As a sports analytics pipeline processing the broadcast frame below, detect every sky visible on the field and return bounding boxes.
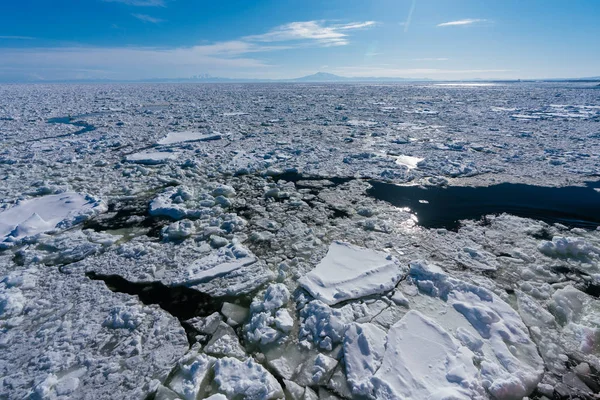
[0,0,599,81]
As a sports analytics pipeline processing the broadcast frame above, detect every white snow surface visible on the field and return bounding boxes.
[406,260,545,399]
[158,130,223,145]
[373,310,484,400]
[213,357,284,400]
[395,155,424,170]
[343,322,387,397]
[245,283,292,346]
[167,353,215,400]
[0,192,105,242]
[181,243,257,285]
[298,241,404,305]
[125,151,179,164]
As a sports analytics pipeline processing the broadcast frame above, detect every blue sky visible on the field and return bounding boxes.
[1,0,599,81]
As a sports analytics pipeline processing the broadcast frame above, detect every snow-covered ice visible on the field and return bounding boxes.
[0,192,106,243]
[213,357,284,400]
[395,155,424,170]
[125,151,179,164]
[298,241,404,305]
[373,310,485,399]
[0,268,188,399]
[158,130,223,145]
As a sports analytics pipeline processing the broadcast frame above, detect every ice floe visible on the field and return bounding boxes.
[298,241,404,305]
[0,192,106,244]
[395,155,424,170]
[126,151,179,165]
[158,130,223,145]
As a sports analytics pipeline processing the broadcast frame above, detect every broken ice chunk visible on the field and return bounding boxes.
[245,283,292,346]
[158,130,223,145]
[455,247,499,271]
[0,192,106,242]
[179,244,257,286]
[213,357,284,400]
[185,312,222,335]
[168,353,215,400]
[125,151,178,165]
[343,322,387,397]
[395,155,424,170]
[221,302,249,326]
[204,323,246,359]
[298,241,404,305]
[274,309,294,333]
[407,260,545,399]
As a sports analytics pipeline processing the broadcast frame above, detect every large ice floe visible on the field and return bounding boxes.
[298,241,404,305]
[0,192,106,245]
[125,151,179,165]
[336,259,545,400]
[1,82,600,399]
[158,130,224,145]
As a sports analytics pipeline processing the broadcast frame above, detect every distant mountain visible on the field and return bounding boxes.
[291,72,349,82]
[144,72,428,83]
[290,72,429,82]
[2,72,430,84]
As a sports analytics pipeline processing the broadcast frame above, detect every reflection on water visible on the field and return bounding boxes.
[368,181,600,230]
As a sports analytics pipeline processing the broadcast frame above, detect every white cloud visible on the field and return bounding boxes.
[413,58,449,61]
[0,36,35,40]
[331,66,511,78]
[245,20,377,47]
[132,13,164,23]
[103,0,166,6]
[437,19,487,27]
[0,19,377,80]
[0,44,273,80]
[403,0,416,33]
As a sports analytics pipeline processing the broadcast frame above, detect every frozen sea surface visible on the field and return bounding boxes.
[1,82,599,399]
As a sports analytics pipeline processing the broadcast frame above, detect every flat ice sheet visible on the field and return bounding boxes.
[125,151,178,164]
[395,155,424,170]
[372,310,482,399]
[158,130,222,145]
[179,244,258,286]
[0,192,105,241]
[298,241,403,305]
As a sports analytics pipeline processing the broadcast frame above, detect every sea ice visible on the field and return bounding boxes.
[213,357,284,400]
[158,130,223,145]
[407,260,545,399]
[0,268,188,399]
[167,352,215,400]
[181,243,258,286]
[372,310,484,399]
[0,192,106,243]
[245,283,292,346]
[395,155,424,170]
[298,241,404,305]
[2,82,599,398]
[343,322,387,397]
[125,151,179,164]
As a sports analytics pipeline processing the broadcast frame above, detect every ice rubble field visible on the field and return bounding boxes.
[0,82,599,400]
